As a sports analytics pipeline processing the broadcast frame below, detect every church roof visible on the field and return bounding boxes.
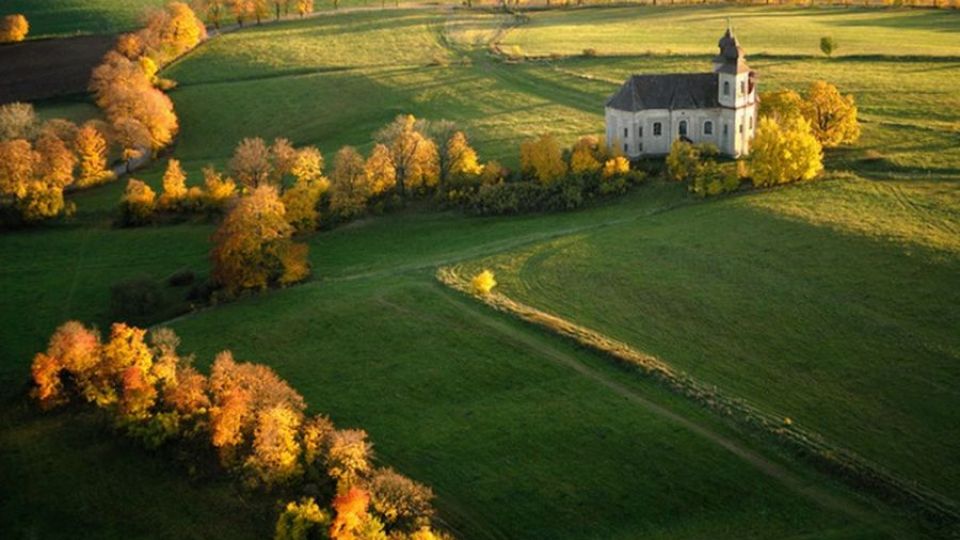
[605,73,719,111]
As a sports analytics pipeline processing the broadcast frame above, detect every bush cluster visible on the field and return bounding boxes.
[30,321,448,540]
[666,141,740,198]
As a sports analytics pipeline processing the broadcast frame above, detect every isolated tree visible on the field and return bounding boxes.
[330,146,372,218]
[159,159,189,209]
[75,123,113,187]
[364,144,397,196]
[759,89,805,124]
[374,115,440,196]
[211,185,310,292]
[803,80,861,148]
[751,116,823,187]
[520,134,567,184]
[120,178,157,225]
[820,36,837,57]
[569,136,603,175]
[231,137,273,188]
[0,14,29,43]
[0,102,39,141]
[471,270,496,295]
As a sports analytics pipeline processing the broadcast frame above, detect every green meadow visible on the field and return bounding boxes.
[2,4,959,539]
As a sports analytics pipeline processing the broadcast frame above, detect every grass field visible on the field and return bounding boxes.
[2,4,959,539]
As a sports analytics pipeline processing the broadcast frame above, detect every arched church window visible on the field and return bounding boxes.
[723,81,730,96]
[679,120,688,137]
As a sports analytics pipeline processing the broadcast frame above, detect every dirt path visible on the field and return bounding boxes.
[430,283,908,537]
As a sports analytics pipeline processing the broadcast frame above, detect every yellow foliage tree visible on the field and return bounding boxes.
[326,429,373,489]
[520,134,567,184]
[296,0,315,17]
[750,116,824,187]
[120,178,157,225]
[601,156,630,179]
[0,139,38,200]
[75,123,113,187]
[803,80,861,148]
[35,133,77,189]
[759,89,805,124]
[364,144,397,197]
[159,159,189,210]
[0,14,29,43]
[291,146,325,185]
[246,404,304,486]
[445,131,483,179]
[569,136,603,175]
[374,115,440,196]
[665,140,700,182]
[330,146,372,218]
[202,166,238,207]
[275,498,330,540]
[211,185,310,292]
[471,270,496,295]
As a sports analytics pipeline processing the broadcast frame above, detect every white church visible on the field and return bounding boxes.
[605,26,759,158]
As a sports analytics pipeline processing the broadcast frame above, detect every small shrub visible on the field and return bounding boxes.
[110,277,163,320]
[582,48,597,58]
[820,36,837,57]
[167,269,196,287]
[471,270,496,295]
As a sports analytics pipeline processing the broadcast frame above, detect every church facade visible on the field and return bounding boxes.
[604,28,759,158]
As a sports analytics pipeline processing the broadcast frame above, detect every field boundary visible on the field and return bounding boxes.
[436,265,960,534]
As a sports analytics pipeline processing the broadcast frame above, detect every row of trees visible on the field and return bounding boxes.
[191,0,316,28]
[30,321,447,540]
[0,103,113,223]
[0,14,28,43]
[91,2,207,161]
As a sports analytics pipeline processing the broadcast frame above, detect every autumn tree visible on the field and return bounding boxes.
[0,102,39,141]
[329,146,372,218]
[283,178,325,233]
[116,32,145,58]
[0,139,38,200]
[520,134,567,184]
[246,404,304,486]
[230,137,273,188]
[568,136,603,175]
[471,269,496,295]
[0,14,29,43]
[140,2,207,64]
[803,81,860,148]
[750,116,823,187]
[194,0,228,28]
[330,487,386,540]
[75,123,114,187]
[40,119,80,149]
[119,178,157,225]
[211,185,310,292]
[374,115,440,196]
[275,498,330,540]
[296,0,315,17]
[445,131,482,181]
[326,429,373,489]
[665,140,700,182]
[197,166,236,208]
[602,156,630,179]
[159,159,189,210]
[363,144,397,197]
[29,321,103,408]
[759,89,805,124]
[291,146,324,185]
[368,468,436,533]
[112,117,154,162]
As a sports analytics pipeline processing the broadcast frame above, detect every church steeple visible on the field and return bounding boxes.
[713,24,749,74]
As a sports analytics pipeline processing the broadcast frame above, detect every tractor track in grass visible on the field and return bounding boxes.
[427,281,906,537]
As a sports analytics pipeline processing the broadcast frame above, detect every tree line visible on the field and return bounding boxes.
[0,2,206,226]
[30,321,449,540]
[666,79,859,197]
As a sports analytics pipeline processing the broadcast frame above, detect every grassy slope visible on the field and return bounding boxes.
[1,6,957,539]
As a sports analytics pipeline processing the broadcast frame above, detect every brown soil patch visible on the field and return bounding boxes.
[0,35,114,104]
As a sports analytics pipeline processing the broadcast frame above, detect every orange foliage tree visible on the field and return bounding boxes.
[211,185,310,292]
[0,14,29,43]
[374,115,440,196]
[75,123,114,187]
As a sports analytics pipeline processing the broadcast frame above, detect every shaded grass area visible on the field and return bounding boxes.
[460,176,960,503]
